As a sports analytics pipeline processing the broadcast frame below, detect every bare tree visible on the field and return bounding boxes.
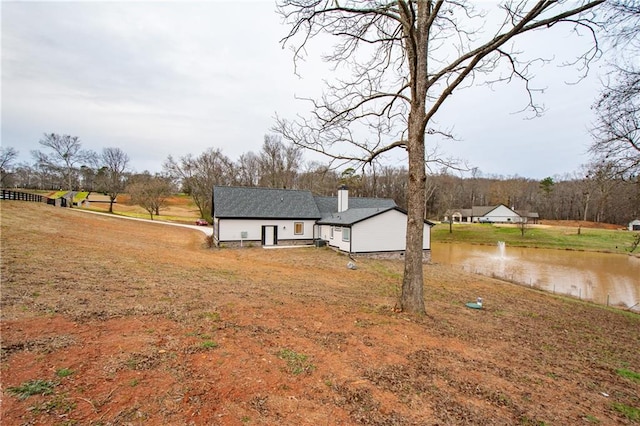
[97,147,130,213]
[518,216,529,237]
[11,163,37,189]
[32,133,96,192]
[79,165,96,192]
[0,147,19,187]
[163,148,233,220]
[275,0,603,314]
[375,165,409,209]
[590,67,639,177]
[258,134,303,189]
[126,173,173,220]
[631,232,640,253]
[295,161,340,194]
[606,0,640,45]
[438,170,465,233]
[235,152,261,186]
[590,1,639,178]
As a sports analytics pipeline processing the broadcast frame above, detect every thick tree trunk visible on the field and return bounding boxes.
[400,1,428,315]
[401,127,427,314]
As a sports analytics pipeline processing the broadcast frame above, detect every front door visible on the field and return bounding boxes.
[261,225,277,246]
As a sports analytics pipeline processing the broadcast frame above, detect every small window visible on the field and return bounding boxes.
[330,226,334,239]
[342,227,350,242]
[294,222,303,235]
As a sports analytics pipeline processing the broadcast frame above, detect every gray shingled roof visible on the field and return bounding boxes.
[317,207,397,226]
[314,196,396,214]
[213,186,321,219]
[471,205,499,216]
[214,186,437,227]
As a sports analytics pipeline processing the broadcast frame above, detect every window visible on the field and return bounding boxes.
[330,227,334,239]
[342,227,350,242]
[294,222,303,235]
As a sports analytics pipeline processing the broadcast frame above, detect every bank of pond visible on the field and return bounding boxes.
[431,241,640,313]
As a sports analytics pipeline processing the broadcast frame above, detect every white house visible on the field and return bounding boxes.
[212,185,434,257]
[474,204,523,223]
[629,219,640,231]
[444,204,526,224]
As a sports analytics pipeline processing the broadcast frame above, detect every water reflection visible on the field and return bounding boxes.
[431,242,640,311]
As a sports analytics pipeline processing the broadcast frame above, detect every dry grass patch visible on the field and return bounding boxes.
[1,201,639,425]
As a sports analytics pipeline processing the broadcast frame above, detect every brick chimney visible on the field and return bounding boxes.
[338,185,349,212]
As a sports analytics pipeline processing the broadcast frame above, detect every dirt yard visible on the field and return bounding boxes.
[1,201,639,425]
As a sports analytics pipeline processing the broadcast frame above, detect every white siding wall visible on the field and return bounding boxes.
[323,225,351,251]
[318,224,332,241]
[216,211,433,252]
[351,210,405,252]
[423,219,431,250]
[322,210,431,253]
[217,218,317,242]
[475,205,522,223]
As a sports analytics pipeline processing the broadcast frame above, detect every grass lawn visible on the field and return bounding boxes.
[432,222,637,254]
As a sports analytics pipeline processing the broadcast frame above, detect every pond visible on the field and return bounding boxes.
[431,242,640,312]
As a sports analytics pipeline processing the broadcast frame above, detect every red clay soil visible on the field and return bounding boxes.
[1,201,639,425]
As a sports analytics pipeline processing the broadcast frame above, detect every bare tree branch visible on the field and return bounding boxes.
[590,1,639,179]
[275,0,604,314]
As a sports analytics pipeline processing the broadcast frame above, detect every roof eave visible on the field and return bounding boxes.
[215,215,322,220]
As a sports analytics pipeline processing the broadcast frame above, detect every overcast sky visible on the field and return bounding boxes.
[2,1,611,180]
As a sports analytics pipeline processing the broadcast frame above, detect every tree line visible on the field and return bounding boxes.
[1,133,638,225]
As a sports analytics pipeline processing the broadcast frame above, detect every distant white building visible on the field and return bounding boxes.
[629,219,640,231]
[444,204,530,224]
